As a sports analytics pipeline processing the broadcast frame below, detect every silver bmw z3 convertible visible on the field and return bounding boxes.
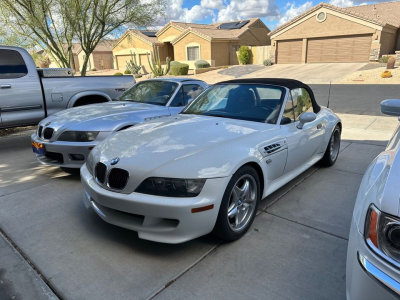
[346,99,400,300]
[81,78,342,244]
[31,78,207,170]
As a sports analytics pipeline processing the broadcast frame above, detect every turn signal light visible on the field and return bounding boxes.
[191,204,214,213]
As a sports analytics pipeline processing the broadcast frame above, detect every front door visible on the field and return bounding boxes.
[0,49,45,127]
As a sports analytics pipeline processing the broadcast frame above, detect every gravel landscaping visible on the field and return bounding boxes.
[338,66,400,84]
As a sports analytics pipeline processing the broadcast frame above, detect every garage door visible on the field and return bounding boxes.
[277,39,303,64]
[116,55,131,71]
[307,34,372,63]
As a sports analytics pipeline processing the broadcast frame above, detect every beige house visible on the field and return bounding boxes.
[112,30,166,71]
[269,1,400,64]
[48,43,80,71]
[77,40,114,71]
[113,19,270,70]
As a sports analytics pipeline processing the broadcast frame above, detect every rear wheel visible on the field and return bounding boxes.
[320,125,341,167]
[213,165,260,241]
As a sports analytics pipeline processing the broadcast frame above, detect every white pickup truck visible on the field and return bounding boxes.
[0,46,135,128]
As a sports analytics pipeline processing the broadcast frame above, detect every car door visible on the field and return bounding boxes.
[282,88,325,174]
[168,84,205,115]
[0,49,45,127]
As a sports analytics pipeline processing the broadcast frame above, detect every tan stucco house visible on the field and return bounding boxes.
[48,43,80,71]
[269,1,400,64]
[112,30,167,71]
[77,40,114,71]
[113,18,270,70]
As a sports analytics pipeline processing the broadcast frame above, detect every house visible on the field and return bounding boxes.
[76,40,114,71]
[112,30,166,71]
[269,1,400,64]
[48,43,80,71]
[113,18,270,70]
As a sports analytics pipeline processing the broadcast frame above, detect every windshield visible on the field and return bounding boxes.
[182,84,286,124]
[116,81,179,106]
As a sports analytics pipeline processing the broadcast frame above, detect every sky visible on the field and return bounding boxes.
[154,0,388,30]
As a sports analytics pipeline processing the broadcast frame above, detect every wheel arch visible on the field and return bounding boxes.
[67,91,112,108]
[239,161,265,198]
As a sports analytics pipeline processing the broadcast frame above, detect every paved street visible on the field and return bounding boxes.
[0,116,391,299]
[310,84,400,115]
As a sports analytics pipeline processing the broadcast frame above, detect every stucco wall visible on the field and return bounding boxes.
[380,30,397,55]
[275,12,375,40]
[113,34,153,56]
[173,32,212,68]
[238,31,262,46]
[158,27,183,42]
[211,41,230,66]
[247,27,271,45]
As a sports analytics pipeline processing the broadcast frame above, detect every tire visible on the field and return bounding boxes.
[320,124,341,167]
[213,165,260,241]
[60,167,80,175]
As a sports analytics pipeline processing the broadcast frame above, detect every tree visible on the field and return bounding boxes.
[1,0,166,75]
[60,0,166,76]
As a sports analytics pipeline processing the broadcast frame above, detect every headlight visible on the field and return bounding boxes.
[58,131,99,142]
[365,204,400,264]
[86,152,94,176]
[135,177,206,197]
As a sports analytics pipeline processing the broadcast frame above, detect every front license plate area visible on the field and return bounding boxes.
[32,141,45,155]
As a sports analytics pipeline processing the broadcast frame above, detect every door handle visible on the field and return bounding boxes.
[1,84,11,89]
[316,123,322,130]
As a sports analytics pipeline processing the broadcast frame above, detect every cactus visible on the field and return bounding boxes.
[147,47,170,77]
[126,51,141,75]
[381,71,392,78]
[387,56,396,69]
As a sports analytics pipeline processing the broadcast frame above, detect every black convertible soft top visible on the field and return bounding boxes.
[217,78,321,113]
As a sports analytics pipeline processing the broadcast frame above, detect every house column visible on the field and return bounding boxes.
[301,38,307,63]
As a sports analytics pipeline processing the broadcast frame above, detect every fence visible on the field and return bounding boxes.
[250,46,271,65]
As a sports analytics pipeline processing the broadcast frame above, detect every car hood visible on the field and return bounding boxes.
[91,114,276,193]
[40,101,170,132]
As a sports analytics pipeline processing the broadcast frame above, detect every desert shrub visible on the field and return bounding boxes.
[170,63,189,76]
[381,71,392,78]
[238,46,251,65]
[114,72,123,76]
[91,68,97,71]
[170,61,181,67]
[378,56,390,63]
[194,60,210,69]
[263,59,272,66]
[124,69,132,74]
[134,74,142,78]
[387,56,396,69]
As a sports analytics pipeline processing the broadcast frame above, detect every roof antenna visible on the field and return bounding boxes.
[327,81,332,108]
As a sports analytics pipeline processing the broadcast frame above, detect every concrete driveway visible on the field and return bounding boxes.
[0,112,394,300]
[241,63,366,83]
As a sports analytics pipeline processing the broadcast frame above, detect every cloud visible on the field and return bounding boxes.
[217,0,279,22]
[329,0,354,7]
[201,0,224,9]
[277,1,313,26]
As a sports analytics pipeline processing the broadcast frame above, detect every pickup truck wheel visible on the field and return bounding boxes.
[73,96,108,107]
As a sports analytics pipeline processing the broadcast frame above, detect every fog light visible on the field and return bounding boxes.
[70,154,85,161]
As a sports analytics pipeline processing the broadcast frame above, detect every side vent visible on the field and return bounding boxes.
[260,139,287,157]
[264,143,282,154]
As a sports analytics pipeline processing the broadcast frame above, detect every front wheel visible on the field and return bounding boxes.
[213,165,260,241]
[320,125,341,167]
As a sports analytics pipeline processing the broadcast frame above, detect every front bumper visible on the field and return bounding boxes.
[80,164,231,244]
[346,216,400,300]
[31,133,97,168]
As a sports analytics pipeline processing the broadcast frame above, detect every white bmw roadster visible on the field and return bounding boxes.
[81,78,342,244]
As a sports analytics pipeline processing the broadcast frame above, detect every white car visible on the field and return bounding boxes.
[346,99,400,299]
[81,79,342,244]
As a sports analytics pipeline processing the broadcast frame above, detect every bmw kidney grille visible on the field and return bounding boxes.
[95,163,129,190]
[43,127,54,139]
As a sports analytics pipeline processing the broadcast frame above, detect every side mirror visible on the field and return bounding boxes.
[381,99,400,116]
[297,112,317,129]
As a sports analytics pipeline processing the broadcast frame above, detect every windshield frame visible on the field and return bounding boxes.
[181,83,288,124]
[115,80,180,106]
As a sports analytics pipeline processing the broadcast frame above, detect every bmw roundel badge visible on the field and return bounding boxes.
[110,157,120,165]
[45,122,51,126]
